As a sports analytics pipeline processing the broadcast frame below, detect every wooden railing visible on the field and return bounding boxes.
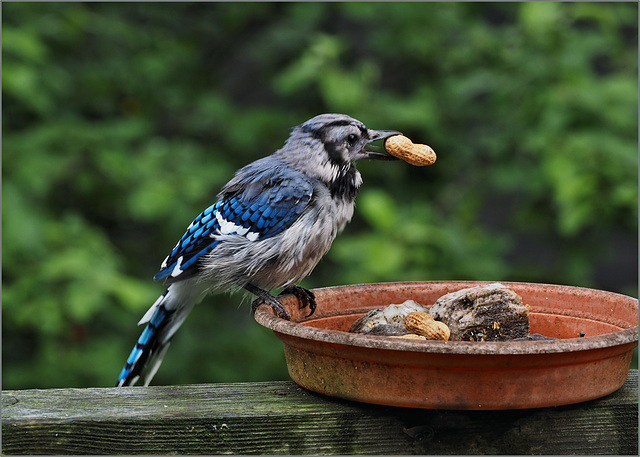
[2,370,637,455]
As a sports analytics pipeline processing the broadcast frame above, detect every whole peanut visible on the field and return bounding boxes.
[384,135,436,166]
[404,312,450,341]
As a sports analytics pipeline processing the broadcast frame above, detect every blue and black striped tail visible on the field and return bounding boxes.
[116,294,173,387]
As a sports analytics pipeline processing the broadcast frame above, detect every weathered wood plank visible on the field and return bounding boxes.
[2,370,637,455]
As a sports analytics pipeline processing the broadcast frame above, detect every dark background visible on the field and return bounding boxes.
[3,2,637,388]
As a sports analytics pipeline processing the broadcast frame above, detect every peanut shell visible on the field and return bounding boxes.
[384,135,436,166]
[404,312,450,341]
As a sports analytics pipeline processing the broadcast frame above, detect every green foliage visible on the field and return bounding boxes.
[3,2,637,389]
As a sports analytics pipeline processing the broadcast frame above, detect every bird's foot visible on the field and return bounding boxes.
[279,285,317,318]
[246,284,291,320]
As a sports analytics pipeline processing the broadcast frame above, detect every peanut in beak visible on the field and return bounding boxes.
[384,135,436,166]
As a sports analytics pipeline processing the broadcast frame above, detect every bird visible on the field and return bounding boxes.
[116,113,401,387]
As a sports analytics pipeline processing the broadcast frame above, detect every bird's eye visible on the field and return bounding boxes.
[347,133,358,144]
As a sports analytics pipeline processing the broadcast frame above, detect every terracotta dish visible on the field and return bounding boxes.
[254,281,638,410]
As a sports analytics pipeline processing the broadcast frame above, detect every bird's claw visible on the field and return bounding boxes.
[251,297,291,320]
[279,285,317,317]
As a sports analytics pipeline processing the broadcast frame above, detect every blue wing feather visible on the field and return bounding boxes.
[154,172,313,283]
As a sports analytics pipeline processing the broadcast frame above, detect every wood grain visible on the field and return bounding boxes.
[2,370,637,455]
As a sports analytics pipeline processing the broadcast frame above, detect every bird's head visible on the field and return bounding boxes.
[296,113,401,162]
[278,114,401,187]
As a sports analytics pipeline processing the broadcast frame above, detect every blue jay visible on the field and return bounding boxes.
[116,113,400,387]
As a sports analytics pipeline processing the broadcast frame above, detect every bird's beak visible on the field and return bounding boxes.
[363,129,403,161]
